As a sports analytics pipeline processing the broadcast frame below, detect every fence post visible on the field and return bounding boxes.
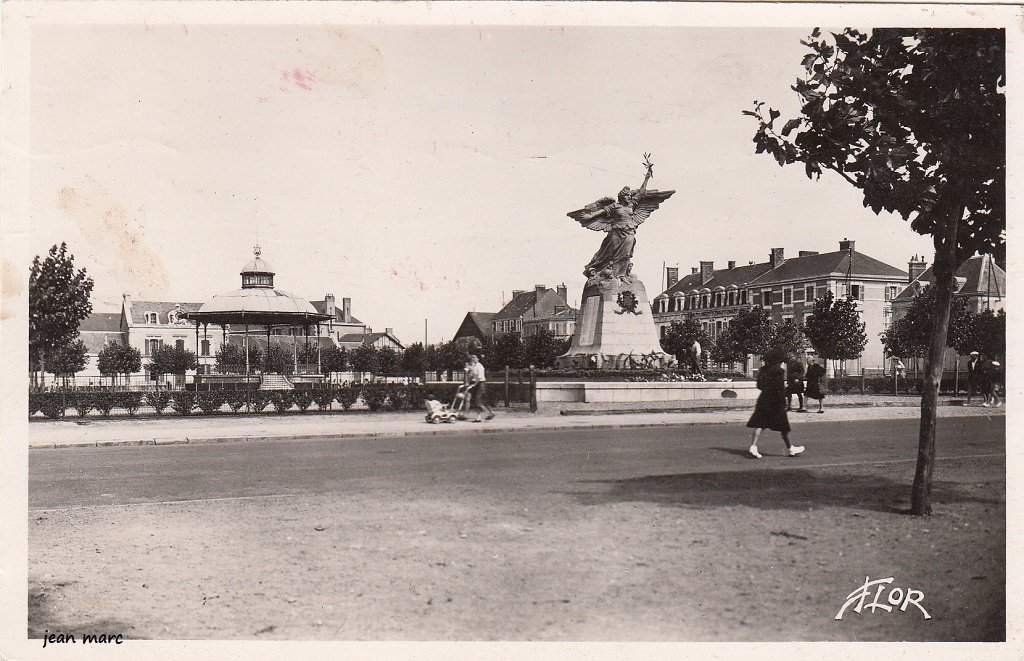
[504,366,510,408]
[529,366,537,412]
[861,371,866,395]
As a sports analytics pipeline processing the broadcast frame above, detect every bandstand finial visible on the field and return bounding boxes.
[254,244,262,258]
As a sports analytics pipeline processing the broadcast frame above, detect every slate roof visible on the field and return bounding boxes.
[225,335,335,350]
[661,262,774,296]
[310,300,364,326]
[894,255,1006,302]
[748,250,906,286]
[337,332,405,349]
[493,290,541,321]
[79,312,122,332]
[127,301,203,325]
[454,312,497,339]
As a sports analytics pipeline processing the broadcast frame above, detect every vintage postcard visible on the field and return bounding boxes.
[1,2,1018,659]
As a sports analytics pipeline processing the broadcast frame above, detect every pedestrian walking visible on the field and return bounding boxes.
[966,351,980,404]
[689,340,703,377]
[805,357,827,413]
[747,348,805,459]
[465,354,495,422]
[786,354,806,412]
[980,358,1002,408]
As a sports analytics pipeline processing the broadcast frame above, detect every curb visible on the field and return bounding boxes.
[28,405,1001,450]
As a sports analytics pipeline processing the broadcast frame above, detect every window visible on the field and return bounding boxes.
[145,312,158,324]
[805,285,815,302]
[783,288,792,305]
[201,339,210,357]
[741,290,748,305]
[175,339,185,351]
[146,338,161,356]
[845,283,865,301]
[885,285,900,301]
[762,289,773,306]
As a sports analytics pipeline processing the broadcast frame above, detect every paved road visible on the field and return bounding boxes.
[30,416,1004,510]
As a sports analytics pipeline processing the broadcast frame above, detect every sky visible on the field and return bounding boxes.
[28,22,941,345]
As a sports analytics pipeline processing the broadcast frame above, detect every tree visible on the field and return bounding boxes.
[263,345,292,374]
[149,345,198,376]
[215,343,262,374]
[29,243,95,385]
[491,333,526,369]
[320,345,350,374]
[660,318,712,362]
[377,346,400,374]
[748,29,1004,515]
[881,286,972,368]
[350,344,380,373]
[524,330,570,368]
[45,339,88,386]
[97,342,142,386]
[724,306,772,359]
[765,321,809,358]
[710,325,746,365]
[802,291,868,373]
[971,308,1005,360]
[400,342,427,373]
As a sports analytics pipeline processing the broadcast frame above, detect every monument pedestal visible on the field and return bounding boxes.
[557,275,674,369]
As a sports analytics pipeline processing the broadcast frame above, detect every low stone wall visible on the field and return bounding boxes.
[534,380,759,410]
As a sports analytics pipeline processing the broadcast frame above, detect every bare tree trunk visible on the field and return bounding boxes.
[911,206,962,515]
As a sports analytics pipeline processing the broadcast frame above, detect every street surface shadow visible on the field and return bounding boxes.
[572,468,1003,513]
[28,579,138,640]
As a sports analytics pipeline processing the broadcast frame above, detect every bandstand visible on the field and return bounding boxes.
[183,246,331,389]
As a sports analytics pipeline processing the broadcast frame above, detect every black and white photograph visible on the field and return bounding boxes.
[0,1,1016,659]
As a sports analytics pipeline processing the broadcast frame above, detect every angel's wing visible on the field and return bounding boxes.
[628,189,676,227]
[567,197,617,232]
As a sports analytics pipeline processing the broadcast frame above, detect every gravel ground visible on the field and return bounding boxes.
[28,454,1004,642]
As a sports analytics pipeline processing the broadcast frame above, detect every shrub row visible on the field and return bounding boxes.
[824,375,975,395]
[28,384,454,419]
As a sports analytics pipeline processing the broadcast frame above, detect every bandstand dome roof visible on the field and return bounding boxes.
[183,246,331,327]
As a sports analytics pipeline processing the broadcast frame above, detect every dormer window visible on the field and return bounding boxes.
[146,312,158,324]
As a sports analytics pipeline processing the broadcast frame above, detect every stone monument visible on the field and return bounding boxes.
[558,154,676,369]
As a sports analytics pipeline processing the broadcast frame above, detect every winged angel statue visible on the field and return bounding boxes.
[567,154,675,282]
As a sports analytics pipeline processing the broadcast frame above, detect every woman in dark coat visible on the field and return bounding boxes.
[805,357,827,413]
[747,349,805,459]
[786,355,807,412]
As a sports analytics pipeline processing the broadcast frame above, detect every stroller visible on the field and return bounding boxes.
[424,393,459,424]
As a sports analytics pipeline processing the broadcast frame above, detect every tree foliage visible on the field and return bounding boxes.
[880,285,972,357]
[350,344,380,373]
[45,339,88,379]
[660,318,712,361]
[765,321,809,358]
[802,290,867,361]
[491,333,527,369]
[970,308,1005,360]
[524,330,570,368]
[320,345,349,373]
[149,345,198,376]
[29,243,95,369]
[215,343,263,373]
[401,342,427,372]
[748,28,1004,262]
[97,342,142,380]
[376,346,400,374]
[722,306,772,358]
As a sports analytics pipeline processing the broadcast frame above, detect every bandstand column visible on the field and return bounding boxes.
[292,326,298,374]
[244,324,250,377]
[194,322,200,375]
[316,323,322,374]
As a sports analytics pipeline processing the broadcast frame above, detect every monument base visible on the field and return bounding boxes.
[557,275,674,369]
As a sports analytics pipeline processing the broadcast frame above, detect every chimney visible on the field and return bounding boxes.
[908,255,928,283]
[700,261,714,285]
[385,327,393,336]
[324,293,335,318]
[798,251,819,258]
[342,297,352,323]
[691,267,699,275]
[535,284,547,297]
[770,248,785,269]
[839,238,856,253]
[556,283,568,302]
[512,289,525,297]
[666,267,679,288]
[727,261,736,270]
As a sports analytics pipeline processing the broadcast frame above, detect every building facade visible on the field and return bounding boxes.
[653,240,908,371]
[490,284,575,340]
